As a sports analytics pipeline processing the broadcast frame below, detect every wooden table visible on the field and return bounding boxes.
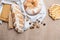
[0,0,60,40]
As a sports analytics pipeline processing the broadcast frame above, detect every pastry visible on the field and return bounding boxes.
[0,4,11,22]
[24,0,41,16]
[48,4,60,20]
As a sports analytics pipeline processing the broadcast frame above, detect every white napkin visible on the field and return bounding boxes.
[0,3,3,24]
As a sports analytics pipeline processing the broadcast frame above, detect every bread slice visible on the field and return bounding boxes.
[48,4,60,20]
[0,4,11,22]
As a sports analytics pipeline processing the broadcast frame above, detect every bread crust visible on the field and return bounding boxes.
[24,0,41,16]
[48,4,60,20]
[0,4,11,22]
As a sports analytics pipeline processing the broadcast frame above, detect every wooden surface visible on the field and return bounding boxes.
[0,0,60,40]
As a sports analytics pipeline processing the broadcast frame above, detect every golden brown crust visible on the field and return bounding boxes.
[0,4,11,22]
[24,0,38,9]
[48,4,60,20]
[0,17,8,22]
[8,12,13,29]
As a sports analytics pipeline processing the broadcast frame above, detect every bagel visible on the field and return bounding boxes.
[24,0,41,15]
